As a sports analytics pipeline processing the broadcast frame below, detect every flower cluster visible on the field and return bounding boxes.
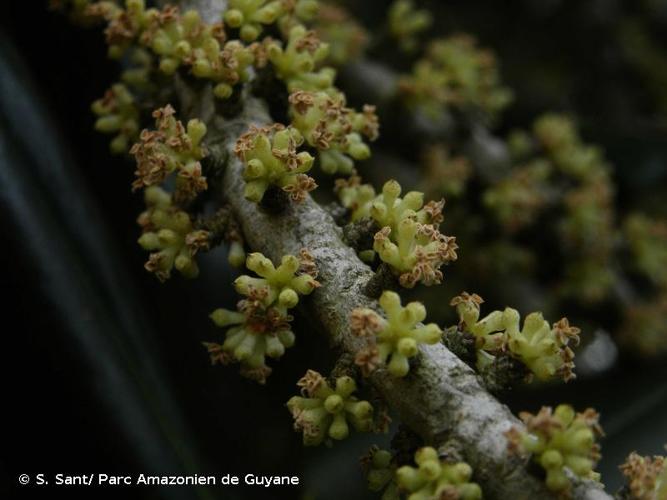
[287,370,374,446]
[91,82,140,154]
[337,178,457,288]
[500,114,617,303]
[618,293,667,357]
[313,3,368,66]
[505,405,603,494]
[205,250,319,383]
[450,292,580,382]
[85,1,263,99]
[205,288,294,384]
[374,221,459,288]
[387,0,432,53]
[399,34,512,120]
[234,251,320,308]
[137,186,209,281]
[620,451,667,500]
[350,291,442,377]
[130,105,208,204]
[421,144,472,198]
[289,90,379,174]
[224,0,318,42]
[396,447,482,500]
[624,213,667,289]
[234,124,316,203]
[266,25,333,93]
[483,159,552,232]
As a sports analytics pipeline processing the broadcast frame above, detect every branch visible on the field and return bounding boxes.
[171,1,612,498]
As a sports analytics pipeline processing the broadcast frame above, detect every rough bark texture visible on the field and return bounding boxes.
[173,1,613,498]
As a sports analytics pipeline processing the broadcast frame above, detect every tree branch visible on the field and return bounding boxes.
[171,1,613,498]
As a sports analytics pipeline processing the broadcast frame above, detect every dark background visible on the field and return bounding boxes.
[2,1,667,499]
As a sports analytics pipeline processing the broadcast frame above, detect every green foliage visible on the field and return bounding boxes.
[399,34,512,120]
[387,0,432,52]
[289,90,378,174]
[137,186,209,281]
[234,124,316,203]
[396,447,482,500]
[130,105,208,205]
[351,291,442,377]
[506,405,603,493]
[91,83,140,154]
[234,251,320,309]
[450,292,581,381]
[287,370,374,446]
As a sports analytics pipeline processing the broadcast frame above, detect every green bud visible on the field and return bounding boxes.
[224,9,244,28]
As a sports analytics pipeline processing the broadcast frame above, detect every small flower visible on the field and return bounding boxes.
[396,447,482,500]
[91,83,140,154]
[207,287,295,384]
[399,34,512,120]
[387,0,432,53]
[266,25,331,92]
[234,124,317,203]
[337,178,456,287]
[620,451,667,500]
[287,370,374,446]
[506,405,603,494]
[351,291,442,377]
[137,186,209,281]
[450,292,581,382]
[224,0,284,41]
[289,90,378,174]
[130,105,208,205]
[314,3,368,66]
[373,219,458,288]
[483,159,552,232]
[233,251,320,309]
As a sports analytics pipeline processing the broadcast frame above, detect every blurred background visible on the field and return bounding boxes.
[2,1,667,499]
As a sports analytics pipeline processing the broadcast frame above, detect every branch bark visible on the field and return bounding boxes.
[172,1,613,498]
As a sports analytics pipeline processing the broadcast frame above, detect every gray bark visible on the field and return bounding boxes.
[171,1,613,498]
